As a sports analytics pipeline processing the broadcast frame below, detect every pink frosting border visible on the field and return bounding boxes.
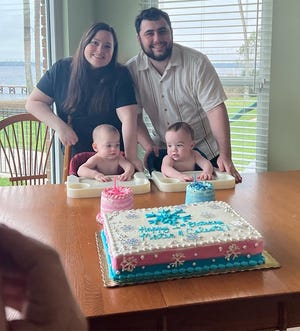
[109,239,263,271]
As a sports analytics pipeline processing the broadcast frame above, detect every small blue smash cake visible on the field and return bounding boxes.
[185,181,215,204]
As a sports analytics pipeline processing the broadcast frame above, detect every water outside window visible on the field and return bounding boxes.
[0,0,49,185]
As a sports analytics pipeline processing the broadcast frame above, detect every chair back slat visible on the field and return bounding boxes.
[0,113,55,185]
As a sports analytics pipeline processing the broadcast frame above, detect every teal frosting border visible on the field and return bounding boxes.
[100,231,265,283]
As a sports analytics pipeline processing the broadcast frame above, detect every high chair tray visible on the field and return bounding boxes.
[66,172,151,198]
[151,170,235,192]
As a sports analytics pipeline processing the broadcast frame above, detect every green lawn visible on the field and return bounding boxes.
[0,177,11,186]
[226,98,258,171]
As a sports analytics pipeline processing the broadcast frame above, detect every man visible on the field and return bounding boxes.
[126,7,242,183]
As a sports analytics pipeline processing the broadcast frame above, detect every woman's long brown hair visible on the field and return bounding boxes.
[63,22,119,115]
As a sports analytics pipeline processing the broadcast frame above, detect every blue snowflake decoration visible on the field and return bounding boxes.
[145,208,191,226]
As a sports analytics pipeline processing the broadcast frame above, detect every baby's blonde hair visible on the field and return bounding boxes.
[93,124,119,141]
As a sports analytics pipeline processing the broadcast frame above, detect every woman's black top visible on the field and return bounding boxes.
[37,57,137,154]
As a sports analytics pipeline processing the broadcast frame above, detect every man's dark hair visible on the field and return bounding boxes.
[135,7,172,34]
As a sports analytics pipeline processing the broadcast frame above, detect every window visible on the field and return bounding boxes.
[0,0,48,98]
[141,0,273,173]
[0,0,50,185]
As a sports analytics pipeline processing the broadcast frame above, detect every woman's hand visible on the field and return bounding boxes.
[25,87,78,147]
[56,122,79,146]
[129,158,144,172]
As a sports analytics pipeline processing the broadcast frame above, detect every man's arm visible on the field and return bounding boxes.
[207,103,242,183]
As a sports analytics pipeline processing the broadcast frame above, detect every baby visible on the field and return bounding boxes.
[77,124,135,182]
[161,122,214,182]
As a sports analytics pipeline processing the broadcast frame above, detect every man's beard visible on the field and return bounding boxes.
[140,41,173,62]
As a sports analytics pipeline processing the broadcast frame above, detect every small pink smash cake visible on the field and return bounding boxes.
[96,185,133,224]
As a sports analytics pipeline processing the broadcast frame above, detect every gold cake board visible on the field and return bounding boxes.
[95,233,280,288]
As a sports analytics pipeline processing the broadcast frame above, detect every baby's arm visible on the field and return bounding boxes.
[194,151,214,180]
[77,156,111,182]
[116,155,135,181]
[161,156,193,182]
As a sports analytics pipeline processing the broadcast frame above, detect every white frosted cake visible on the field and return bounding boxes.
[101,201,265,284]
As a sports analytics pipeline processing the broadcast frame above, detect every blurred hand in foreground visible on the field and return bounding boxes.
[0,224,88,331]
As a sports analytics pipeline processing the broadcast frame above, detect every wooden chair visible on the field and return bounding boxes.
[63,144,71,182]
[0,113,55,185]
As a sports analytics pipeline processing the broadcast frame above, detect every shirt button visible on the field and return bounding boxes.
[164,109,167,112]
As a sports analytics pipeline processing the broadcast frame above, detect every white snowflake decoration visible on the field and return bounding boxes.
[225,244,241,261]
[169,252,185,268]
[120,256,138,272]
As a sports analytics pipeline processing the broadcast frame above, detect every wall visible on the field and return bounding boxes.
[59,0,140,63]
[60,0,97,57]
[60,0,300,171]
[268,0,300,171]
[94,0,140,63]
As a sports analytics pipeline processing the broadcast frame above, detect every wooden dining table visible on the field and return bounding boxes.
[1,170,300,331]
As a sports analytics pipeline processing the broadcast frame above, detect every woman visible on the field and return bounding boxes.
[26,22,143,171]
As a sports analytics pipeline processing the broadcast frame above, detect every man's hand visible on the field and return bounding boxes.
[217,155,242,183]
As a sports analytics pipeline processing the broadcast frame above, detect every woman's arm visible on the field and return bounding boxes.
[25,88,78,146]
[136,113,157,152]
[136,114,160,167]
[116,105,143,171]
